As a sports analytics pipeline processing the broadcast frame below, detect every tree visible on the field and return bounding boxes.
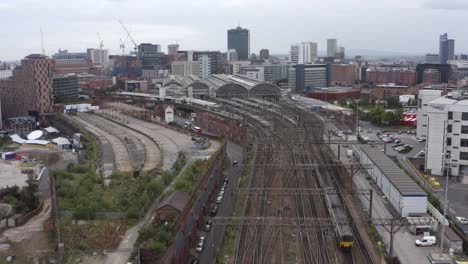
[386,96,402,108]
[367,107,385,125]
[382,111,395,124]
[359,97,370,107]
[338,98,348,107]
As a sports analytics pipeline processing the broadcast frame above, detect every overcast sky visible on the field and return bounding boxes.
[1,0,468,60]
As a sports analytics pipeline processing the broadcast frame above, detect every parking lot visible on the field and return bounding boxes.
[0,159,31,188]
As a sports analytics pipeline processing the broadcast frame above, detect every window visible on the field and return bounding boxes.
[462,126,468,134]
[448,111,453,120]
[460,152,468,161]
[447,125,452,133]
[461,139,468,148]
[463,112,468,121]
[418,98,422,108]
[447,138,452,146]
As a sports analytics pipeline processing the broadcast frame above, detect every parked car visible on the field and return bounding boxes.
[210,206,218,217]
[456,216,468,224]
[204,220,212,231]
[195,245,204,253]
[191,259,200,264]
[192,126,203,133]
[184,122,192,128]
[219,190,225,196]
[415,236,437,247]
[232,160,238,166]
[197,236,206,247]
[223,177,229,184]
[216,195,223,204]
[418,138,426,143]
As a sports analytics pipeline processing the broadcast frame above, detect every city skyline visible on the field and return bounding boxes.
[1,0,468,60]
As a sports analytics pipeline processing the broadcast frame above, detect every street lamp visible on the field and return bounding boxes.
[439,152,451,257]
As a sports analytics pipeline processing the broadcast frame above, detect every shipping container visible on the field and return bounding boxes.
[2,152,16,160]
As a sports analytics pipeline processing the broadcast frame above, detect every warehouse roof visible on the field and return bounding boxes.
[360,145,426,196]
[156,190,190,212]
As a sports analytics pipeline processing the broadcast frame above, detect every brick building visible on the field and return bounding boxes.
[367,68,417,86]
[0,54,54,118]
[370,83,419,100]
[329,64,357,86]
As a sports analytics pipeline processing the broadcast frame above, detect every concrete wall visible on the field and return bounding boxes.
[401,196,427,217]
[426,111,446,176]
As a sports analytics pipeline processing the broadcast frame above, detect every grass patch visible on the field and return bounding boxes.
[173,159,210,194]
[55,126,187,219]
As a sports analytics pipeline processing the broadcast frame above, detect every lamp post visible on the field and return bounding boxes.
[439,152,451,257]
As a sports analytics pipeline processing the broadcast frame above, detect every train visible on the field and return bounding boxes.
[325,192,354,249]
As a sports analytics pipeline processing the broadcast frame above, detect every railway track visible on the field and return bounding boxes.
[222,98,373,264]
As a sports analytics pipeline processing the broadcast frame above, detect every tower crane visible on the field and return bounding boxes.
[119,35,129,55]
[97,32,105,67]
[117,20,138,59]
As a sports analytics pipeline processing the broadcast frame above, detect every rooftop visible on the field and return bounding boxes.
[360,145,426,196]
[156,190,190,212]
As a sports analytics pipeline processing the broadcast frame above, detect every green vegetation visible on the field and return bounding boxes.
[0,174,39,215]
[173,159,210,194]
[428,192,442,213]
[55,127,187,219]
[136,222,173,254]
[0,136,11,149]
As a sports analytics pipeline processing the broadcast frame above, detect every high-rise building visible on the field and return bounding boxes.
[336,46,345,60]
[240,63,289,82]
[298,42,318,64]
[0,54,54,118]
[289,44,300,64]
[425,54,440,64]
[439,33,455,64]
[416,89,444,139]
[198,55,211,79]
[168,44,179,55]
[52,74,79,99]
[327,39,337,58]
[226,49,239,61]
[259,49,270,61]
[289,64,327,92]
[138,43,161,54]
[227,26,250,60]
[87,48,109,70]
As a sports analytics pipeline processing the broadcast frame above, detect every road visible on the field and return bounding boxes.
[194,142,243,264]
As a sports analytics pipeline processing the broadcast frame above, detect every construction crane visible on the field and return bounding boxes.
[97,32,104,50]
[119,35,129,55]
[117,20,138,59]
[97,32,104,68]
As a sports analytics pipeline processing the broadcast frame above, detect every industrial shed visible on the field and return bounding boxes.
[357,145,427,217]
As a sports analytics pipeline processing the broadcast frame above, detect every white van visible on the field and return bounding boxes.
[415,236,436,247]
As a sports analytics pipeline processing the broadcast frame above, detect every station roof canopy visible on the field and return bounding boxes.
[162,75,184,87]
[361,145,426,196]
[204,74,281,97]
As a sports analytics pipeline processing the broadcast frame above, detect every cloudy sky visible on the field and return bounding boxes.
[1,0,468,60]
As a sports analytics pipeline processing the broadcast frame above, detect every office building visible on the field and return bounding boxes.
[327,39,337,58]
[240,63,289,82]
[371,83,419,101]
[192,51,224,74]
[52,49,94,74]
[298,42,318,64]
[425,54,440,64]
[226,61,250,75]
[226,49,239,61]
[289,64,327,92]
[329,64,357,86]
[0,54,54,118]
[336,46,345,60]
[240,67,264,81]
[259,49,270,61]
[423,91,468,182]
[440,33,455,64]
[111,55,143,77]
[416,89,444,138]
[52,74,79,99]
[168,44,179,55]
[416,64,451,84]
[138,43,168,71]
[198,55,211,79]
[227,26,250,60]
[289,44,300,64]
[171,61,199,77]
[87,48,109,70]
[456,54,468,60]
[423,69,442,85]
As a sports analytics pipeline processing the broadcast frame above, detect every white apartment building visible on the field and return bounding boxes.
[198,55,211,79]
[226,49,238,61]
[425,92,468,182]
[171,61,199,77]
[417,89,444,138]
[226,61,250,75]
[298,42,318,64]
[289,44,299,64]
[87,49,109,70]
